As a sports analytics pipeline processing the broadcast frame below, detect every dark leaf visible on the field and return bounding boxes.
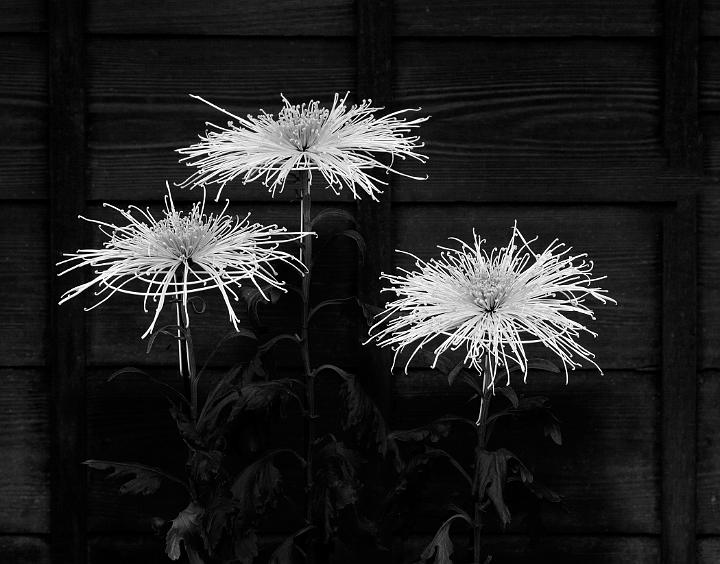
[313,363,353,382]
[231,379,304,419]
[422,448,473,488]
[339,373,389,456]
[268,526,313,564]
[475,448,532,526]
[419,513,472,564]
[544,420,563,446]
[166,502,204,563]
[446,361,466,386]
[83,460,186,495]
[495,386,519,409]
[233,525,258,564]
[310,208,358,230]
[107,366,189,406]
[356,299,383,328]
[198,328,257,377]
[145,324,185,355]
[257,333,301,355]
[334,229,366,266]
[201,493,235,552]
[308,297,357,323]
[389,416,473,444]
[240,284,285,325]
[188,449,224,483]
[524,479,562,503]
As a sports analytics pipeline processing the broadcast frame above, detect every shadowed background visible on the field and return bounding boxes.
[0,0,718,563]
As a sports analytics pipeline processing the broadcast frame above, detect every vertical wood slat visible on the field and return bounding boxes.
[662,195,698,564]
[48,0,87,563]
[356,0,394,417]
[664,0,703,169]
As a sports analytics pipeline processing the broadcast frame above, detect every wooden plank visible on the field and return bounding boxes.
[0,203,48,365]
[82,202,359,367]
[394,1,661,37]
[0,37,47,200]
[394,204,664,370]
[394,370,660,534]
[698,184,720,369]
[0,369,49,533]
[356,0,393,415]
[0,536,50,564]
[403,534,660,563]
[0,1,45,32]
[86,37,355,202]
[699,537,720,563]
[664,0,702,169]
[48,0,87,562]
[700,40,720,113]
[701,114,720,176]
[86,0,354,35]
[702,1,720,36]
[661,196,697,563]
[698,370,720,534]
[391,39,667,198]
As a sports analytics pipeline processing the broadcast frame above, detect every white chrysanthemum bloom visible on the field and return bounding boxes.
[176,92,428,200]
[368,223,615,388]
[58,185,310,338]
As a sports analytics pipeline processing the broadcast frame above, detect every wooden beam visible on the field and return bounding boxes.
[662,195,698,564]
[356,0,394,417]
[48,0,87,562]
[664,0,703,170]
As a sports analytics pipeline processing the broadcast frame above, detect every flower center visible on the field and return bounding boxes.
[152,214,206,261]
[277,101,329,150]
[470,272,510,313]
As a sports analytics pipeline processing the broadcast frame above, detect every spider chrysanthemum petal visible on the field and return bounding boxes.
[367,223,616,388]
[58,184,312,338]
[176,92,428,200]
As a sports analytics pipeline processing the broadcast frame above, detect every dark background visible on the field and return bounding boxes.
[1,0,718,562]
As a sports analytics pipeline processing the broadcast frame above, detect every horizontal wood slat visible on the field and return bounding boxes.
[0,37,47,199]
[698,370,720,534]
[391,39,666,198]
[0,203,48,365]
[394,204,664,370]
[86,38,354,201]
[394,1,661,37]
[0,2,45,32]
[0,536,50,564]
[86,0,354,36]
[0,369,49,533]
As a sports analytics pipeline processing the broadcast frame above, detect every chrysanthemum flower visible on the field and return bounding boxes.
[58,185,310,338]
[368,224,615,388]
[176,92,428,200]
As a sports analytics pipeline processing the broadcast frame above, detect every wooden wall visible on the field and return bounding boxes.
[0,0,717,562]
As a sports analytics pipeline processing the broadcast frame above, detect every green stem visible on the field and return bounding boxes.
[473,357,493,564]
[299,170,316,525]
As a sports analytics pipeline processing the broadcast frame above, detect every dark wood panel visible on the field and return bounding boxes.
[702,1,720,36]
[0,37,47,199]
[698,371,720,533]
[700,40,720,112]
[87,0,354,35]
[394,204,663,370]
[394,370,660,534]
[0,203,47,365]
[0,1,45,32]
[403,534,659,564]
[699,537,720,563]
[391,39,665,198]
[394,1,661,37]
[0,536,50,564]
[0,370,49,533]
[87,37,355,201]
[698,185,720,369]
[82,202,359,367]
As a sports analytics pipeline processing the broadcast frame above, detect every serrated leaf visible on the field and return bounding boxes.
[419,513,471,564]
[166,502,204,563]
[474,448,533,526]
[231,379,304,419]
[310,208,358,230]
[83,460,186,495]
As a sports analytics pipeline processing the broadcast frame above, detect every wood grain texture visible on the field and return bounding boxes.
[699,537,720,563]
[702,1,720,36]
[698,370,720,533]
[82,202,359,367]
[664,0,702,169]
[393,370,660,534]
[394,204,663,370]
[87,37,354,201]
[0,203,48,365]
[661,195,697,564]
[391,39,667,198]
[700,40,720,112]
[394,1,661,37]
[0,370,49,533]
[0,37,47,199]
[87,0,354,35]
[0,1,45,32]
[698,185,720,370]
[0,536,50,564]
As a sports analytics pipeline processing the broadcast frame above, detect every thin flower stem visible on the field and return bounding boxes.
[473,357,493,564]
[299,170,316,526]
[173,269,198,419]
